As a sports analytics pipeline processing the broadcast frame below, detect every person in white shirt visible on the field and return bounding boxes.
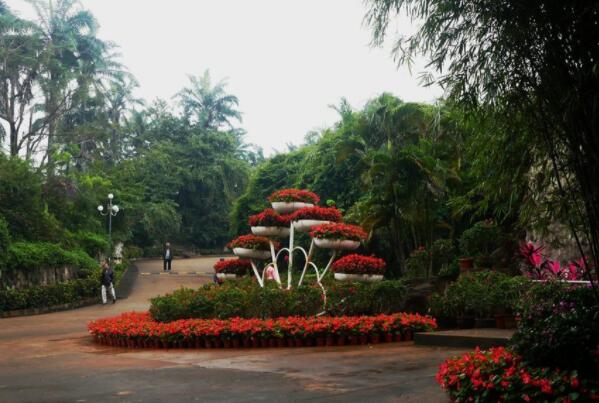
[163,242,172,271]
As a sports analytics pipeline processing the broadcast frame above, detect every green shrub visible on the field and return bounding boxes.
[149,279,408,322]
[0,215,10,267]
[404,247,430,278]
[124,245,143,259]
[437,261,459,281]
[459,220,502,267]
[6,242,97,273]
[73,231,108,258]
[511,281,599,377]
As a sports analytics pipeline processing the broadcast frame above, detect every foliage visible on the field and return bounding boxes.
[436,347,597,402]
[0,215,9,266]
[520,242,592,281]
[331,254,386,275]
[148,279,407,322]
[72,231,108,258]
[404,246,429,279]
[459,220,502,267]
[5,242,97,274]
[511,282,599,377]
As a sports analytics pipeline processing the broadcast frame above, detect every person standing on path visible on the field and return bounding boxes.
[100,260,116,304]
[163,242,173,271]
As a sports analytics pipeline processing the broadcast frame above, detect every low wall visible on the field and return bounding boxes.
[1,265,78,289]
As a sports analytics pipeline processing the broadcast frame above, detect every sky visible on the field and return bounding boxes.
[8,0,442,154]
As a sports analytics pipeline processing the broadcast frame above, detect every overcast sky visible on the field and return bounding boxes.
[8,0,442,154]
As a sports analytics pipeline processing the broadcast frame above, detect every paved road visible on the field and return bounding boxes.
[0,257,463,402]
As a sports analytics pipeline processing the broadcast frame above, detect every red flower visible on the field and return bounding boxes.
[268,189,320,204]
[290,206,342,222]
[248,209,292,227]
[332,254,386,275]
[226,235,273,250]
[310,223,367,241]
[213,259,251,274]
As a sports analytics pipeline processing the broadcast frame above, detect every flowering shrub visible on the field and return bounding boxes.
[290,206,342,222]
[268,189,320,204]
[248,209,291,227]
[520,242,591,281]
[88,311,437,347]
[310,223,367,241]
[332,254,386,275]
[213,259,251,275]
[436,347,599,402]
[226,235,272,251]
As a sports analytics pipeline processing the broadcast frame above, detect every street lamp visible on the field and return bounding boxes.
[98,194,120,262]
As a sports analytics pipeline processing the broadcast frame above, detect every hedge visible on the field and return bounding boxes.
[149,279,408,322]
[5,242,97,273]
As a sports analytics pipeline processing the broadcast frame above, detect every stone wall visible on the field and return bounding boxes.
[1,265,79,290]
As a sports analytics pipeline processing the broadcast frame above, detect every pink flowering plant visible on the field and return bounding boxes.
[520,242,591,281]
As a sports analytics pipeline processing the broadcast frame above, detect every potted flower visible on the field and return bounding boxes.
[213,258,251,279]
[249,209,291,237]
[268,189,320,214]
[227,235,272,260]
[332,254,386,281]
[310,223,367,250]
[290,206,342,232]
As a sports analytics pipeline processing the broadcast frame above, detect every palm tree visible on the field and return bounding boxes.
[175,70,242,130]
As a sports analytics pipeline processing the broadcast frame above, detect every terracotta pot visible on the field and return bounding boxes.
[394,333,403,343]
[348,335,358,345]
[223,339,231,348]
[195,340,203,349]
[232,338,241,348]
[403,331,413,341]
[213,339,222,348]
[358,335,368,345]
[161,341,169,349]
[242,338,251,348]
[336,335,346,346]
[325,335,335,346]
[286,338,295,347]
[294,338,304,348]
[204,340,213,349]
[495,314,506,329]
[304,337,314,347]
[269,338,277,348]
[276,339,286,348]
[370,333,381,344]
[260,338,269,348]
[504,314,517,329]
[458,258,474,271]
[251,338,260,348]
[384,333,394,343]
[316,337,326,347]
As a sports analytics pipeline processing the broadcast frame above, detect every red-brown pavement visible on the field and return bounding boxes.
[0,257,465,402]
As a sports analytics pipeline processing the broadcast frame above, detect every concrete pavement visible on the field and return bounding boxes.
[0,257,462,402]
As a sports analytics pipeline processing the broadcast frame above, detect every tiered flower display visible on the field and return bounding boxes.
[310,223,367,250]
[332,254,386,281]
[227,235,272,260]
[249,209,291,237]
[88,311,437,349]
[268,189,320,214]
[213,259,251,279]
[290,206,343,232]
[436,347,598,401]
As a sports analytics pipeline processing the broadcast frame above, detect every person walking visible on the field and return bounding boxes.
[100,260,116,304]
[163,242,173,271]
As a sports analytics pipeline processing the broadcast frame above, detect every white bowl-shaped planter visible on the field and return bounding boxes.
[294,219,330,232]
[251,226,291,237]
[232,247,271,260]
[334,273,384,282]
[271,201,314,214]
[216,273,238,279]
[313,238,360,250]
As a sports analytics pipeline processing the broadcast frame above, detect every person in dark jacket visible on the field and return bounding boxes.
[163,242,173,271]
[100,260,116,304]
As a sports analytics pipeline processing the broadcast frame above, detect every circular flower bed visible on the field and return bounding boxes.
[436,347,599,402]
[268,189,320,204]
[213,259,251,278]
[332,254,386,280]
[88,312,437,349]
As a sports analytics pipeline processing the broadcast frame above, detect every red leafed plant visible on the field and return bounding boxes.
[332,254,386,275]
[213,259,251,274]
[248,209,291,227]
[290,206,342,222]
[268,188,320,204]
[310,223,367,241]
[226,235,272,250]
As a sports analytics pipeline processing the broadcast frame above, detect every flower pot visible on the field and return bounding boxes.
[204,340,213,349]
[458,258,474,272]
[384,333,394,343]
[358,335,368,345]
[334,273,384,282]
[494,314,506,329]
[403,331,413,341]
[271,201,314,214]
[242,337,251,348]
[251,226,291,237]
[195,340,204,349]
[457,316,475,329]
[394,333,403,343]
[269,338,277,348]
[233,247,271,260]
[232,338,240,348]
[326,335,335,346]
[294,338,304,348]
[216,273,238,280]
[304,337,314,347]
[504,314,517,329]
[161,341,169,349]
[223,339,231,348]
[294,219,330,232]
[313,238,360,250]
[251,338,261,348]
[286,338,295,347]
[276,338,286,348]
[336,335,346,346]
[260,338,269,348]
[316,337,326,347]
[474,318,495,328]
[370,333,381,344]
[348,335,358,345]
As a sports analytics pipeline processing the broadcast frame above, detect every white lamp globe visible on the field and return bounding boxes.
[108,193,114,200]
[112,205,119,213]
[97,205,104,212]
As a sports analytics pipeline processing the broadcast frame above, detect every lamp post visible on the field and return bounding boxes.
[97,193,119,262]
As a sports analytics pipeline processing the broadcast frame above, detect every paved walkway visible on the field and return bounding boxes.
[0,257,464,402]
